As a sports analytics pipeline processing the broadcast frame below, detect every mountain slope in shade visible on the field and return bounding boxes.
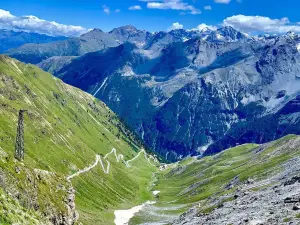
[37,56,76,75]
[0,29,67,53]
[48,30,300,161]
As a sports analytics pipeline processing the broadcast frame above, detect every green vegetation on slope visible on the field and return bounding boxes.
[132,135,300,224]
[0,55,158,224]
[154,144,259,212]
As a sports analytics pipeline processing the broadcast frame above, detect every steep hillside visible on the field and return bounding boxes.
[46,30,300,161]
[133,135,300,225]
[0,55,158,224]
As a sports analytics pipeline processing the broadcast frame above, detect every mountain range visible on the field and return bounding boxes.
[5,25,300,162]
[6,25,249,64]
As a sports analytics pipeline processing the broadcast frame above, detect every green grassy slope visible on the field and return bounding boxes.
[133,135,300,224]
[0,55,158,224]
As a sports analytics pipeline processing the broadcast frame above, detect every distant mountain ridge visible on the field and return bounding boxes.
[0,29,67,53]
[6,25,251,64]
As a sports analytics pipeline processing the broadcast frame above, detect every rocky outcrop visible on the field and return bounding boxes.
[0,162,78,225]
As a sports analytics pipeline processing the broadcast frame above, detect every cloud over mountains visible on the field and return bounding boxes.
[1,7,300,37]
[224,15,300,34]
[0,9,89,36]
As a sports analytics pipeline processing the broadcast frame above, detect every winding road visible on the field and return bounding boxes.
[67,155,101,180]
[67,148,157,181]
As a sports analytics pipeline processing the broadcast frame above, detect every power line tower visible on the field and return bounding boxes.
[15,109,27,161]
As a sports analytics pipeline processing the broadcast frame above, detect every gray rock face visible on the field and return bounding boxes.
[109,25,153,47]
[38,28,300,161]
[65,185,79,225]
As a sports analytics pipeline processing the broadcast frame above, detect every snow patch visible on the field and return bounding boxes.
[120,65,135,76]
[197,138,214,155]
[152,191,160,196]
[93,77,108,97]
[241,95,257,105]
[216,33,224,40]
[297,43,300,52]
[114,201,156,225]
[182,37,189,42]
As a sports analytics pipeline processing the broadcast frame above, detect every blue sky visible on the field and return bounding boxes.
[0,0,300,36]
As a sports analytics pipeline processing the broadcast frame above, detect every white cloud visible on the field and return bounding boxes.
[223,15,300,34]
[102,5,110,15]
[191,23,218,31]
[115,9,121,13]
[129,5,142,10]
[168,22,184,31]
[214,0,231,4]
[146,0,201,15]
[204,5,212,10]
[0,9,88,36]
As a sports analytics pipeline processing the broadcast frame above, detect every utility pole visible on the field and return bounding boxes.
[15,109,27,161]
